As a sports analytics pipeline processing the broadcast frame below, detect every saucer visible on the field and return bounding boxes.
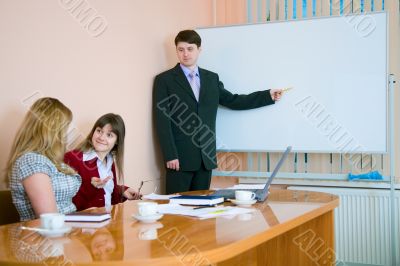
[132,213,163,223]
[38,226,72,238]
[231,199,257,207]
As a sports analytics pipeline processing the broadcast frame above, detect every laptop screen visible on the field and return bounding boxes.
[258,146,292,201]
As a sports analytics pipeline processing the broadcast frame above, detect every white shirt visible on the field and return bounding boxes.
[83,150,114,208]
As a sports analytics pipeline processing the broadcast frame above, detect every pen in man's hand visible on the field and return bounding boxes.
[282,86,294,92]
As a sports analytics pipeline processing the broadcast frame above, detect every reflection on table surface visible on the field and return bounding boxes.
[0,189,339,265]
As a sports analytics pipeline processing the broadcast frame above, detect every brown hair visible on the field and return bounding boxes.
[7,97,75,178]
[77,113,125,182]
[174,30,201,47]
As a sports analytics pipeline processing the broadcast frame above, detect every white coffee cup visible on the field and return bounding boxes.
[137,202,158,217]
[40,213,65,230]
[139,228,158,240]
[235,190,256,201]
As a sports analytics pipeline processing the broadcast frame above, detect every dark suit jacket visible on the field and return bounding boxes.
[64,150,127,211]
[154,63,274,171]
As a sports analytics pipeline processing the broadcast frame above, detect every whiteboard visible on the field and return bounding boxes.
[197,12,387,153]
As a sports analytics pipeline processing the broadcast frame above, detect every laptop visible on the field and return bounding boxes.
[211,146,292,202]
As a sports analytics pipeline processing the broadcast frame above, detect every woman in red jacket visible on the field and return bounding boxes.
[64,113,140,211]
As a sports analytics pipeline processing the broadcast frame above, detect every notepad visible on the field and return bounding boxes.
[169,195,224,206]
[65,212,111,222]
[66,219,111,228]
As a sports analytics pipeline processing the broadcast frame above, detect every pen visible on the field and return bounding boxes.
[210,209,228,214]
[193,205,217,209]
[281,86,293,92]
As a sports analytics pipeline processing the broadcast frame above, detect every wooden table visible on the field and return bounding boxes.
[0,189,339,265]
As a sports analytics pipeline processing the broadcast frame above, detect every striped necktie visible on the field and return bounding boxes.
[189,71,200,102]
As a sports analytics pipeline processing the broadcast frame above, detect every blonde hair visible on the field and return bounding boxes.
[7,97,76,178]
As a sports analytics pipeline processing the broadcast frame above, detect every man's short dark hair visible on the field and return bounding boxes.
[174,30,201,47]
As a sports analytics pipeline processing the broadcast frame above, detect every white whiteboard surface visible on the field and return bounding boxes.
[197,13,387,153]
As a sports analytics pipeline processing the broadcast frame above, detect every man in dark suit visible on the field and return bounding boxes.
[154,30,282,194]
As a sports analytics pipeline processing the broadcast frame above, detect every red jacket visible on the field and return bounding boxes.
[64,150,127,211]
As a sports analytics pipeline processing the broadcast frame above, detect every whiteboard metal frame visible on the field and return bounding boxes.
[209,12,393,187]
[389,73,396,265]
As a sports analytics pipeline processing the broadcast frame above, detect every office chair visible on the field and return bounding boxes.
[0,190,19,225]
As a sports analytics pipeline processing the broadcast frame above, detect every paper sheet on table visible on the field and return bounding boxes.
[157,203,254,220]
[142,193,181,200]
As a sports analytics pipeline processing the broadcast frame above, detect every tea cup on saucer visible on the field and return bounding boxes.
[40,213,65,230]
[137,202,158,217]
[235,190,256,201]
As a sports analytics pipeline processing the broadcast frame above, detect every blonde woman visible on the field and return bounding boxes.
[7,97,81,221]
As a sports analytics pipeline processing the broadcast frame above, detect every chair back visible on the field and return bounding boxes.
[0,190,19,225]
